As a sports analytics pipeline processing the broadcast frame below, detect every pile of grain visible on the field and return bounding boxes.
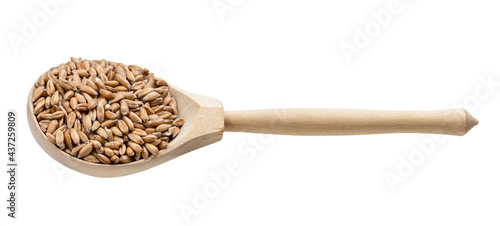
[31,57,183,164]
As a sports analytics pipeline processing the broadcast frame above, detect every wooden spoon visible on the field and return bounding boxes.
[28,85,478,177]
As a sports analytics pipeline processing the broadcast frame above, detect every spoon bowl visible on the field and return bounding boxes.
[28,85,224,177]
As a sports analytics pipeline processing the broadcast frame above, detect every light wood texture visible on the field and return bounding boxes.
[224,109,478,136]
[27,85,224,177]
[28,83,478,177]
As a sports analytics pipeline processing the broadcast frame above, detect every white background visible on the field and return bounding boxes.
[1,0,499,225]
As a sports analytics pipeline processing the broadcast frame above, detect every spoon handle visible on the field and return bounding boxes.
[223,109,478,136]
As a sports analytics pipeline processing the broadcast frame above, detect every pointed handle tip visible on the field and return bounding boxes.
[464,111,478,134]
